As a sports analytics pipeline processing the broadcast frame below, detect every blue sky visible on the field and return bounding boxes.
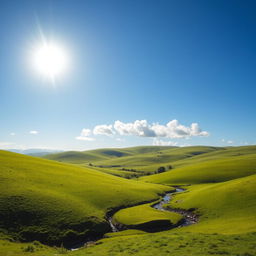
[0,0,255,150]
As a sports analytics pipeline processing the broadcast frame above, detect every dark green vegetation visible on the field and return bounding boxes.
[1,145,256,256]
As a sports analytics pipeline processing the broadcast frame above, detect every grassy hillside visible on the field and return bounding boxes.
[72,232,256,256]
[164,174,256,234]
[95,146,221,167]
[71,147,256,256]
[44,146,174,164]
[0,150,170,246]
[1,146,256,256]
[141,151,256,184]
[44,146,223,177]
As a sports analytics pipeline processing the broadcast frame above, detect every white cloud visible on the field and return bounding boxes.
[113,119,209,138]
[10,132,16,136]
[76,128,95,141]
[152,138,178,146]
[29,130,39,135]
[114,120,156,137]
[77,119,209,142]
[93,124,114,136]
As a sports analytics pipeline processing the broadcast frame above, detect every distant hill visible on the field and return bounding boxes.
[7,148,63,156]
[43,146,175,164]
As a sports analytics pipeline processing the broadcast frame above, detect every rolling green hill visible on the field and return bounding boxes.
[164,174,256,234]
[1,145,256,256]
[95,146,222,167]
[141,148,256,184]
[43,146,174,164]
[44,146,224,177]
[0,150,170,247]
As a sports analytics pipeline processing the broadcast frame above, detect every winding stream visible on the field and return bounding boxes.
[71,187,197,250]
[151,188,198,227]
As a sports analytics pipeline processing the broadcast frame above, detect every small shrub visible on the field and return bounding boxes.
[155,166,166,174]
[23,245,35,252]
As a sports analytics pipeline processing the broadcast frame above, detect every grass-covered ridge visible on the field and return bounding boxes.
[0,150,170,246]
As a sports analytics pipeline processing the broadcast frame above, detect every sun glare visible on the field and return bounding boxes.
[32,41,69,82]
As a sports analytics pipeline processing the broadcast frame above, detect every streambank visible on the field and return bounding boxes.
[70,187,198,250]
[151,188,198,227]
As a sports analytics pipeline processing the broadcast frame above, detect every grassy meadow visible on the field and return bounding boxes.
[0,145,256,256]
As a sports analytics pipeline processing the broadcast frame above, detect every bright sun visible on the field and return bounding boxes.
[32,41,69,81]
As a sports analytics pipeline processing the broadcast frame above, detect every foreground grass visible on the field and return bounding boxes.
[72,232,256,256]
[1,232,255,256]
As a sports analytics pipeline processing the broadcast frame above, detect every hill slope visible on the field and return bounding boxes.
[165,174,256,234]
[0,150,169,246]
[141,148,256,184]
[43,146,174,164]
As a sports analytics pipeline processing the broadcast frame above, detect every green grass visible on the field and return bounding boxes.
[71,232,256,256]
[0,150,170,246]
[44,146,256,180]
[141,151,256,185]
[78,165,140,179]
[2,232,256,256]
[113,203,183,230]
[45,146,225,177]
[104,229,147,238]
[1,145,256,256]
[94,146,221,169]
[164,174,256,234]
[44,146,174,164]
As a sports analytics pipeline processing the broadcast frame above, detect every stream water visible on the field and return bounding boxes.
[151,188,197,227]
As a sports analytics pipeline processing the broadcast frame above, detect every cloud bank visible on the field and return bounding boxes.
[77,119,209,141]
[113,119,209,138]
[93,125,114,136]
